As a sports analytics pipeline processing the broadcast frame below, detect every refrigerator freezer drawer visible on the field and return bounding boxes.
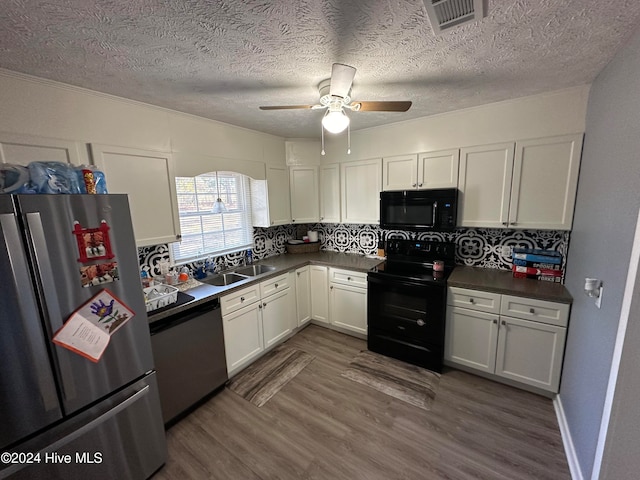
[0,373,167,480]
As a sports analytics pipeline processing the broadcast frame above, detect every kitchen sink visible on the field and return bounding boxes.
[202,273,248,287]
[234,264,277,276]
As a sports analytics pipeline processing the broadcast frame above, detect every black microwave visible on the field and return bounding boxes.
[379,188,458,231]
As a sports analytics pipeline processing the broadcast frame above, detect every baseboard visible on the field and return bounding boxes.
[554,395,585,480]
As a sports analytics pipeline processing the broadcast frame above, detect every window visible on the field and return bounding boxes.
[171,172,253,263]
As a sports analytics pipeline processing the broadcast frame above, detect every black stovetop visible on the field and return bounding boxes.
[368,238,457,286]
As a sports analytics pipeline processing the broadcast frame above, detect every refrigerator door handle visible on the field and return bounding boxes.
[1,385,150,478]
[24,212,77,402]
[0,213,60,413]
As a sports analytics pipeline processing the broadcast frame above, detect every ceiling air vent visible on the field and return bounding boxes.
[423,0,486,34]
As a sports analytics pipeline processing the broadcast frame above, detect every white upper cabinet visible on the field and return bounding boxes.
[90,144,181,247]
[458,135,583,230]
[382,150,459,191]
[382,154,417,191]
[319,163,341,223]
[417,149,460,189]
[251,165,291,228]
[289,166,319,223]
[508,134,583,230]
[0,132,83,166]
[458,142,515,228]
[341,158,382,224]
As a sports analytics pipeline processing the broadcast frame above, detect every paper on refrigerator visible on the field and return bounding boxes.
[53,289,134,362]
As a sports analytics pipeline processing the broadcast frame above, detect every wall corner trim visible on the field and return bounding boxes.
[554,394,585,480]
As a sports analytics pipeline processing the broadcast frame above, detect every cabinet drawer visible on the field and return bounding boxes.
[221,284,261,316]
[260,273,290,298]
[500,295,569,327]
[329,268,367,288]
[447,287,501,314]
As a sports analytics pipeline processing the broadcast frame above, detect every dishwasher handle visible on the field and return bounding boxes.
[150,298,220,335]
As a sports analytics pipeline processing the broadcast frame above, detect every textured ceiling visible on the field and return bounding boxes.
[1,0,640,138]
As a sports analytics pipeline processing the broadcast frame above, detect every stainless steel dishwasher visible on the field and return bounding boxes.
[150,298,227,426]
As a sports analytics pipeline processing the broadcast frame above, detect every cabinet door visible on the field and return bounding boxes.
[329,283,367,336]
[262,287,294,348]
[310,265,329,324]
[458,143,515,228]
[91,144,180,247]
[341,159,382,224]
[266,165,291,226]
[445,306,498,373]
[495,316,567,392]
[222,302,264,377]
[418,149,459,189]
[290,166,319,223]
[295,266,311,327]
[508,134,583,230]
[382,154,417,191]
[0,132,82,165]
[319,164,341,223]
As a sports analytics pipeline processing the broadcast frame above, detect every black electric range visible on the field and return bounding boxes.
[367,239,456,373]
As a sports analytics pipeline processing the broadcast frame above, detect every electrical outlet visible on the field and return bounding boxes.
[501,246,512,257]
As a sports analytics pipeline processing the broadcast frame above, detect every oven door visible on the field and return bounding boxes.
[367,273,446,372]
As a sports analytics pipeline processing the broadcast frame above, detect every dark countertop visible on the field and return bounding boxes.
[147,251,385,324]
[447,266,573,304]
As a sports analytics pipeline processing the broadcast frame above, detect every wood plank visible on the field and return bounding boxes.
[153,325,570,480]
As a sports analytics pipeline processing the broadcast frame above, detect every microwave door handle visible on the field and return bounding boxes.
[432,201,438,227]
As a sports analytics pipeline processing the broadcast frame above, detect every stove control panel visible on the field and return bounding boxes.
[385,239,456,263]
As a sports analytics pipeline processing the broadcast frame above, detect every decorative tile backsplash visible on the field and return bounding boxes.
[139,223,570,277]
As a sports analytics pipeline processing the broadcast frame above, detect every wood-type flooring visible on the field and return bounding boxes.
[154,325,571,480]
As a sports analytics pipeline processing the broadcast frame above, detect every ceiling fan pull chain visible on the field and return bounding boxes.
[347,122,351,155]
[321,122,326,156]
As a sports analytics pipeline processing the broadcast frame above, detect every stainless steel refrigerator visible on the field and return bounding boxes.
[0,194,166,479]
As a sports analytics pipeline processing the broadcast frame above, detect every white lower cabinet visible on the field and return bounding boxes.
[310,265,329,324]
[221,300,264,377]
[221,275,294,377]
[295,266,311,327]
[328,268,368,336]
[445,287,569,393]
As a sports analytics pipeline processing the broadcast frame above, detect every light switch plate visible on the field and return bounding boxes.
[596,286,603,309]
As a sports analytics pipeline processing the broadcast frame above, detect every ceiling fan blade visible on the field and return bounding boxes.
[259,105,315,110]
[351,101,412,112]
[330,63,356,98]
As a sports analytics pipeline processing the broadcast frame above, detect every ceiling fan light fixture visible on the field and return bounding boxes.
[322,109,350,134]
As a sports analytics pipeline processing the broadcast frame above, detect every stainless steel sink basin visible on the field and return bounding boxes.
[202,273,248,286]
[234,264,277,277]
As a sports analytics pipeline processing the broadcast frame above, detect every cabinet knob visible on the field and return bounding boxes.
[259,304,262,309]
[176,234,182,239]
[240,297,245,302]
[263,302,267,307]
[501,320,506,326]
[529,308,535,314]
[412,183,417,187]
[297,272,300,276]
[418,183,423,187]
[493,319,497,324]
[502,222,508,226]
[292,219,296,223]
[330,285,333,290]
[469,298,475,304]
[347,277,352,281]
[275,283,279,288]
[416,319,425,327]
[271,222,274,225]
[511,222,517,226]
[320,216,324,220]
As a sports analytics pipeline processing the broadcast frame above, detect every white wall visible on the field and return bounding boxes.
[0,69,285,178]
[559,24,640,480]
[320,85,589,162]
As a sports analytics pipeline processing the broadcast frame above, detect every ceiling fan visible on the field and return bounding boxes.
[259,63,412,135]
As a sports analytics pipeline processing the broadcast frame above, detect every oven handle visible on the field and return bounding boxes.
[367,273,437,289]
[432,201,438,227]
